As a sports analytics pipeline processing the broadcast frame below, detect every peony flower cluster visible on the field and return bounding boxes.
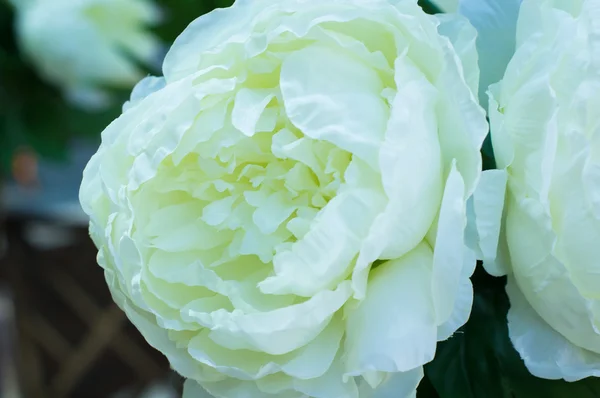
[80,0,489,396]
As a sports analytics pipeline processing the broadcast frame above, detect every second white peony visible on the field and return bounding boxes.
[80,0,488,396]
[470,0,600,382]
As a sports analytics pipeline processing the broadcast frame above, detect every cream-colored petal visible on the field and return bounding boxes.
[436,13,480,96]
[184,282,352,355]
[436,247,476,340]
[345,243,437,375]
[260,189,386,297]
[186,314,343,380]
[471,169,509,276]
[430,162,468,325]
[280,45,388,170]
[357,368,423,398]
[351,54,443,299]
[507,277,600,381]
[458,0,521,106]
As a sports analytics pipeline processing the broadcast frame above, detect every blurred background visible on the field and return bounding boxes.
[0,1,231,397]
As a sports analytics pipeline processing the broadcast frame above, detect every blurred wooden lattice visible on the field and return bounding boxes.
[1,219,171,398]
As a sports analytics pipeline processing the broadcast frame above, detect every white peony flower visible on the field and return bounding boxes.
[13,0,161,108]
[467,0,600,382]
[79,0,488,396]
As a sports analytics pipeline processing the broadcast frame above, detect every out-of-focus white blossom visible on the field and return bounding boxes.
[14,0,161,108]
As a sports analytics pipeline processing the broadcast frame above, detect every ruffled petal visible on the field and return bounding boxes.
[436,13,480,96]
[458,0,521,106]
[186,313,343,380]
[259,189,386,297]
[162,0,271,82]
[430,162,468,325]
[351,53,443,299]
[280,44,388,170]
[123,75,166,112]
[436,247,476,340]
[435,26,488,195]
[232,88,277,137]
[470,169,509,276]
[344,242,437,375]
[184,282,352,355]
[357,368,423,398]
[507,277,600,381]
[186,377,303,398]
[293,353,359,398]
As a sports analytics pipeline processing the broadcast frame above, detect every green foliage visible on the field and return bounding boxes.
[418,0,443,15]
[482,133,497,171]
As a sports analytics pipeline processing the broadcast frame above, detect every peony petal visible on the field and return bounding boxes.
[436,13,480,96]
[344,242,437,375]
[232,88,276,136]
[471,169,509,276]
[458,0,522,106]
[259,189,386,297]
[435,27,488,194]
[357,368,423,398]
[190,377,302,398]
[430,161,467,325]
[202,196,237,226]
[172,100,230,165]
[147,203,233,252]
[351,54,443,299]
[436,246,476,340]
[293,353,359,398]
[507,276,600,381]
[162,0,266,82]
[252,192,297,235]
[280,44,388,170]
[123,75,166,112]
[183,281,352,355]
[186,313,343,380]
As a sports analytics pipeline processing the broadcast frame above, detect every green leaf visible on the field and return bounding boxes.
[417,374,441,398]
[426,267,600,398]
[418,0,443,15]
[482,133,497,170]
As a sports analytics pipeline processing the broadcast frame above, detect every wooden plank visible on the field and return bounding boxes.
[22,315,71,362]
[43,269,163,381]
[51,305,125,398]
